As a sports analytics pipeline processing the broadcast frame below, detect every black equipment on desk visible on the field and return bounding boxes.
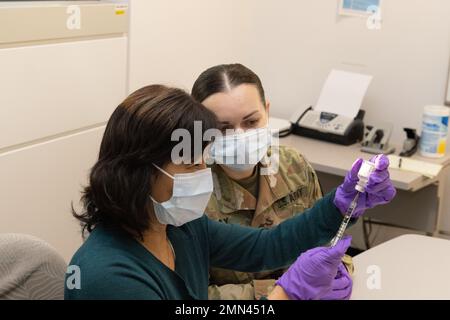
[291,106,366,146]
[361,123,396,155]
[399,128,420,157]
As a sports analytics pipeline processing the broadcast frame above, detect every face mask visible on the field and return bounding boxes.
[150,164,213,227]
[209,126,272,172]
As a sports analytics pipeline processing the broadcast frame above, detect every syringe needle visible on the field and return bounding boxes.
[329,193,360,247]
[329,159,376,248]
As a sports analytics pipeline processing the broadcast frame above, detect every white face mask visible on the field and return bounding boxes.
[209,126,272,172]
[150,164,213,227]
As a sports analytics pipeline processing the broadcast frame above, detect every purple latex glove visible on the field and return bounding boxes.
[275,236,352,300]
[320,263,353,300]
[334,154,396,218]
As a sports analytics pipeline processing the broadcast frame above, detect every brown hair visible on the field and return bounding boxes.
[191,63,266,105]
[73,85,218,239]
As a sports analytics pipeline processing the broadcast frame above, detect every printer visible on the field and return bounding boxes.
[290,69,373,146]
[291,106,365,146]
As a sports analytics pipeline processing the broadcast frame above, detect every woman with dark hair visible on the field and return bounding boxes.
[65,84,395,300]
[191,64,390,300]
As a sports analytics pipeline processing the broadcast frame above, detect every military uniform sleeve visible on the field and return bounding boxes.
[207,280,276,300]
[208,283,255,300]
[297,152,323,200]
[207,190,343,272]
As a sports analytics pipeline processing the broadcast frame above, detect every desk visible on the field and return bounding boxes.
[350,234,450,299]
[280,135,450,191]
[280,135,450,236]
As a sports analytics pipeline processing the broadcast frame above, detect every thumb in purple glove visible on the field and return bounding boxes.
[365,154,397,206]
[334,154,396,218]
[275,236,352,300]
[320,263,353,300]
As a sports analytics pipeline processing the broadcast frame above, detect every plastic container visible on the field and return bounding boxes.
[419,105,449,158]
[356,160,376,193]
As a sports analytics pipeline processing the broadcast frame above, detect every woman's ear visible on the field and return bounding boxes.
[265,101,271,117]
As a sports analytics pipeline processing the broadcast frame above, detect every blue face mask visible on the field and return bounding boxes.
[149,164,213,227]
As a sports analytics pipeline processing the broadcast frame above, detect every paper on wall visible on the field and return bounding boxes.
[315,69,373,119]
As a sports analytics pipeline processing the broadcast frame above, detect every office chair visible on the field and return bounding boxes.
[0,233,67,300]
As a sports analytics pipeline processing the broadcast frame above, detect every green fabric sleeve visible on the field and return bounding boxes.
[208,190,344,272]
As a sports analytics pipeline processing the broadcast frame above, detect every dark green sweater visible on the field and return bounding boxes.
[65,191,344,300]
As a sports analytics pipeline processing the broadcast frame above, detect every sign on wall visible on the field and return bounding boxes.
[339,0,381,16]
[339,0,383,30]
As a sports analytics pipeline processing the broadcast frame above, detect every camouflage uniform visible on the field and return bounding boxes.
[206,145,354,300]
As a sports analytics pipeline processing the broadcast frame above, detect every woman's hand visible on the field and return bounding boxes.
[334,154,396,218]
[320,263,352,300]
[269,236,352,300]
[266,285,290,300]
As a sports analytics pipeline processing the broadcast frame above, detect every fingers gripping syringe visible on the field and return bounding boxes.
[329,160,376,247]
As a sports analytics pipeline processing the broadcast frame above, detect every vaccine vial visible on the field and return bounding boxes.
[356,160,376,193]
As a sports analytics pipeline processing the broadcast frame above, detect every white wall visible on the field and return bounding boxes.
[239,0,450,235]
[0,127,105,261]
[128,0,254,92]
[0,37,127,261]
[129,0,450,237]
[2,0,447,260]
[130,0,450,144]
[241,0,450,144]
[0,38,127,150]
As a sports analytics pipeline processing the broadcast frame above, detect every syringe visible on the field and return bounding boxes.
[329,159,377,247]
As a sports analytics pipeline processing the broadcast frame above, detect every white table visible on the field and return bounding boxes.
[280,135,450,235]
[351,234,450,299]
[280,135,450,191]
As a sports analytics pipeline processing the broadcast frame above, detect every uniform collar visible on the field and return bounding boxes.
[210,164,257,213]
[210,155,294,217]
[253,157,292,222]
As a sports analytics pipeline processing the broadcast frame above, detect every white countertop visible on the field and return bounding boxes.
[280,135,450,191]
[351,234,450,299]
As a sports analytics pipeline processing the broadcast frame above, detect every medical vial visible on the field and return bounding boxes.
[355,160,376,193]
